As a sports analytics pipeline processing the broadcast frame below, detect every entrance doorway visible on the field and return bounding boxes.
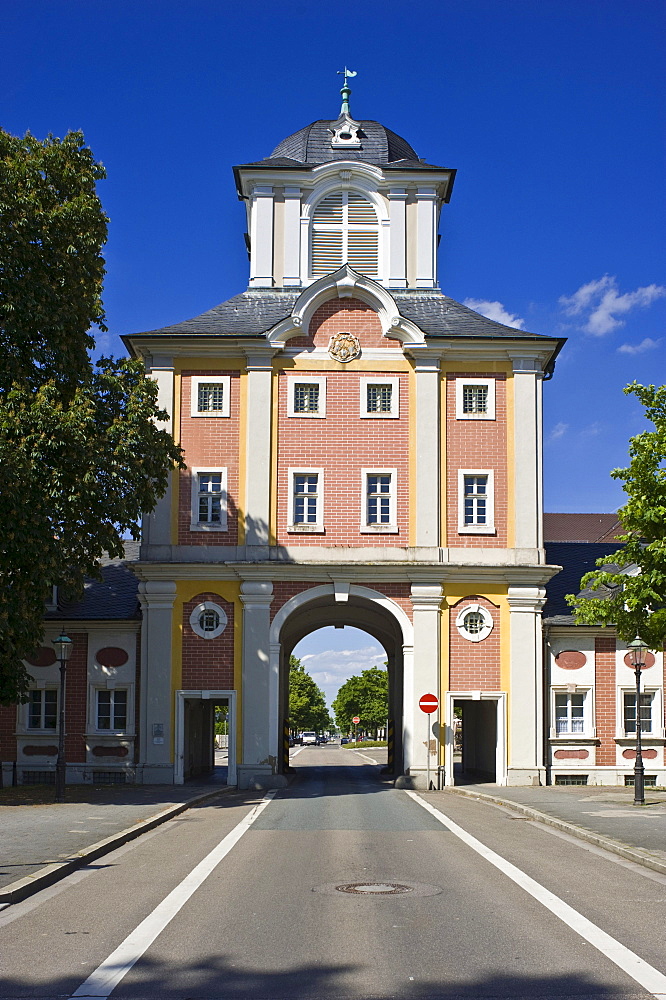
[446,693,506,785]
[175,690,237,785]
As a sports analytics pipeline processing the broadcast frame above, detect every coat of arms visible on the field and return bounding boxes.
[328,332,360,363]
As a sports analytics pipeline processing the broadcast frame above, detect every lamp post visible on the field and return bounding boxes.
[627,636,648,807]
[52,633,73,803]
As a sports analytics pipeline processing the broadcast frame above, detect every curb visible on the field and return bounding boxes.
[446,786,666,878]
[0,785,233,905]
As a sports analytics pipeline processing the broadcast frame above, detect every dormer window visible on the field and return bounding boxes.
[330,116,362,149]
[310,191,380,279]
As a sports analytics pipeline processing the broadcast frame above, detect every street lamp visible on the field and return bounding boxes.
[52,632,73,803]
[627,636,648,807]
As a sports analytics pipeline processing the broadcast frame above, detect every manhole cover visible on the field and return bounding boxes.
[336,882,413,895]
[313,880,442,897]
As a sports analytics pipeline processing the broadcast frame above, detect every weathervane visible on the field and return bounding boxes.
[337,67,357,116]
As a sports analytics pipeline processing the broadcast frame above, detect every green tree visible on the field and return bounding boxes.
[0,129,183,704]
[332,665,388,735]
[567,382,666,646]
[288,656,332,733]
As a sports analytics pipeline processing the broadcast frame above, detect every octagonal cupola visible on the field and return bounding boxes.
[233,73,456,291]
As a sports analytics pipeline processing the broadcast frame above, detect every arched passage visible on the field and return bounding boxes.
[269,585,413,777]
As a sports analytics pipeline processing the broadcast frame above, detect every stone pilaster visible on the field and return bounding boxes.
[137,581,177,783]
[243,350,276,550]
[238,581,281,788]
[507,585,547,785]
[405,583,443,786]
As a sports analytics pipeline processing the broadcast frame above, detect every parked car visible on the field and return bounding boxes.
[340,737,350,744]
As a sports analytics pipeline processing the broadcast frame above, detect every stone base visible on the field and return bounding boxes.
[237,764,285,790]
[506,768,545,787]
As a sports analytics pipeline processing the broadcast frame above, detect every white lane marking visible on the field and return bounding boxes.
[406,791,666,1000]
[70,791,276,998]
[289,745,305,758]
[352,751,382,765]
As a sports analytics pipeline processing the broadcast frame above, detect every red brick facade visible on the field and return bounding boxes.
[449,596,501,690]
[182,593,235,690]
[594,635,617,766]
[445,373,507,547]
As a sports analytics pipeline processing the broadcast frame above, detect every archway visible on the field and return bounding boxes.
[270,585,412,778]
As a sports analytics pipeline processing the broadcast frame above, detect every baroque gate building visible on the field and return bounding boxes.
[123,84,564,788]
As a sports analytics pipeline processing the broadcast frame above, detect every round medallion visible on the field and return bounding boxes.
[328,332,360,363]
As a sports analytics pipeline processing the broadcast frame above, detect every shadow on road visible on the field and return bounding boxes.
[0,953,636,999]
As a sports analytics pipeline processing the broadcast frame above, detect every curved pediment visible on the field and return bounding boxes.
[267,266,425,347]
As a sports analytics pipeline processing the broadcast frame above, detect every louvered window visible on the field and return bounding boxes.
[310,191,380,279]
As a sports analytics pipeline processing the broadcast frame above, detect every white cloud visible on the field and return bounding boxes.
[617,337,662,355]
[559,276,666,336]
[549,422,568,441]
[463,298,525,330]
[299,645,386,708]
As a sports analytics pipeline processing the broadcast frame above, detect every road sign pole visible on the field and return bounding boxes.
[418,693,438,791]
[426,713,430,791]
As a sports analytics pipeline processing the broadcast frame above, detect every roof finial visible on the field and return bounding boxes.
[337,67,357,117]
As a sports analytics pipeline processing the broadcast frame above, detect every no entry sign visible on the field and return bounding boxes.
[419,693,438,714]
[352,716,360,725]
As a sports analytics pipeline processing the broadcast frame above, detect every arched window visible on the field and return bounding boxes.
[310,191,380,279]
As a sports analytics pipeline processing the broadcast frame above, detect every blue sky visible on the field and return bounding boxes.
[4,0,664,707]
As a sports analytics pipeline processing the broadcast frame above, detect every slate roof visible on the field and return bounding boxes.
[131,288,560,345]
[544,512,622,543]
[543,542,624,625]
[268,118,422,167]
[45,542,140,621]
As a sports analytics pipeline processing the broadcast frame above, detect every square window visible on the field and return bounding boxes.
[288,469,324,531]
[361,469,398,532]
[554,692,587,735]
[96,689,128,731]
[28,689,57,730]
[360,378,399,418]
[190,468,228,531]
[458,470,495,534]
[190,376,231,417]
[287,378,326,418]
[455,378,495,420]
[623,692,654,735]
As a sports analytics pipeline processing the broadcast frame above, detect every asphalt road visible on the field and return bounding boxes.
[1,744,665,999]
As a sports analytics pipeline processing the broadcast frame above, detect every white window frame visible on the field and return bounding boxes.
[287,377,327,418]
[619,688,661,738]
[458,469,495,534]
[93,686,131,734]
[288,468,324,532]
[455,378,496,420]
[26,687,59,731]
[190,468,228,532]
[360,468,398,533]
[189,601,229,639]
[551,688,591,738]
[455,604,494,643]
[190,376,231,418]
[359,377,400,419]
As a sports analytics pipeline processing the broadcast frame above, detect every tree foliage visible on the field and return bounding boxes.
[288,656,332,733]
[567,382,666,646]
[332,665,388,735]
[0,129,183,704]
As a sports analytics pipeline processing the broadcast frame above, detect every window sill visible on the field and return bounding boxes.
[614,735,665,745]
[190,412,230,418]
[455,414,495,421]
[360,525,399,534]
[457,525,497,535]
[287,412,326,419]
[360,413,399,419]
[548,736,599,745]
[287,524,325,533]
[189,523,229,532]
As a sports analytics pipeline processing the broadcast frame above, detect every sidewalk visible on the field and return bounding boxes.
[447,783,666,876]
[0,779,234,904]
